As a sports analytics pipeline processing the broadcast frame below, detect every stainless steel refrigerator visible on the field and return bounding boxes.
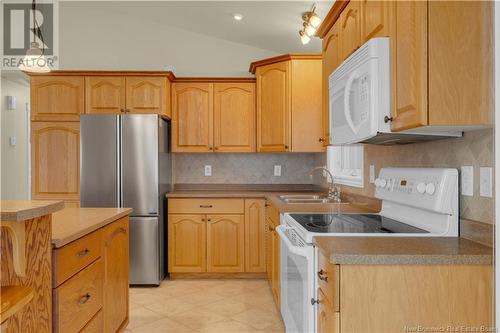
[80,114,171,285]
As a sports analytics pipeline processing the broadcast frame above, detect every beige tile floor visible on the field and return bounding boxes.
[126,279,285,333]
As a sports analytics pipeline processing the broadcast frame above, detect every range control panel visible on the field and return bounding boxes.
[375,168,458,215]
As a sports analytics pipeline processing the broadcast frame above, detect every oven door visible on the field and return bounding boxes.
[276,225,316,333]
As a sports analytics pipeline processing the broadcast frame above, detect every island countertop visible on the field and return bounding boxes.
[1,200,65,221]
[51,207,133,248]
[314,236,493,265]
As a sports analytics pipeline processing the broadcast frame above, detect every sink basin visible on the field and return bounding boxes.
[278,195,347,204]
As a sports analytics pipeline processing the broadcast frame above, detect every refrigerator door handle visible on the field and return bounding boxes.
[117,115,123,207]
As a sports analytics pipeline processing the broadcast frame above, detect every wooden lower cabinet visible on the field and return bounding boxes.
[102,217,129,333]
[265,201,280,308]
[168,198,266,275]
[207,215,245,272]
[52,217,129,333]
[316,250,493,332]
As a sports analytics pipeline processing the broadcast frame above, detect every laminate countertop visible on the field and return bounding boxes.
[314,236,493,265]
[1,200,65,221]
[51,207,133,248]
[166,191,381,214]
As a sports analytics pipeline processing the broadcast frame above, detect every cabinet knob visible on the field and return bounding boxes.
[76,248,90,257]
[317,269,329,282]
[384,116,393,123]
[79,293,91,305]
[318,138,325,143]
[200,205,213,208]
[214,147,219,150]
[209,147,213,150]
[207,219,212,222]
[284,145,289,150]
[310,298,320,305]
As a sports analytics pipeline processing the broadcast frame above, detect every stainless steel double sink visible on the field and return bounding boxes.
[278,194,346,204]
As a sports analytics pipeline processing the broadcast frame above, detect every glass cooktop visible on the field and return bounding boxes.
[289,214,429,234]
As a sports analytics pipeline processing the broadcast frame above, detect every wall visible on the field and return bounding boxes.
[174,153,319,184]
[1,75,30,199]
[314,129,495,224]
[58,3,278,76]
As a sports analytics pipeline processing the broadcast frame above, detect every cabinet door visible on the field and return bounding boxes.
[213,83,256,152]
[85,76,125,114]
[391,0,428,131]
[339,1,361,61]
[321,21,341,147]
[168,214,207,272]
[206,215,245,272]
[31,76,84,121]
[291,59,323,152]
[102,217,129,333]
[317,289,340,333]
[256,62,291,152]
[361,0,393,42]
[271,226,280,307]
[266,217,273,283]
[125,76,167,114]
[244,199,266,272]
[172,83,214,152]
[31,121,80,201]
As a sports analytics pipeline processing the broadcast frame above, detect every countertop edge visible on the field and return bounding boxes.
[1,201,65,222]
[51,208,133,248]
[329,254,493,265]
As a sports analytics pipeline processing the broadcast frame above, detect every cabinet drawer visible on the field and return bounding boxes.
[53,230,103,287]
[169,198,244,214]
[53,259,104,333]
[317,250,339,311]
[80,310,103,333]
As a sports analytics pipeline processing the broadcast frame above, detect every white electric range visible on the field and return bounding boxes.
[276,167,459,333]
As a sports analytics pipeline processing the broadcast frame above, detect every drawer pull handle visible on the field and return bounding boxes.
[76,248,90,257]
[317,269,329,282]
[79,293,91,305]
[311,298,320,305]
[199,205,213,208]
[268,226,275,232]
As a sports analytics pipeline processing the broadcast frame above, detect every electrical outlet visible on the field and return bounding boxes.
[461,166,473,196]
[369,165,375,183]
[204,165,212,177]
[274,165,282,177]
[480,167,493,198]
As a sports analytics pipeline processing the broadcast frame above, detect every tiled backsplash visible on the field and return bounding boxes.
[173,153,319,184]
[314,129,494,224]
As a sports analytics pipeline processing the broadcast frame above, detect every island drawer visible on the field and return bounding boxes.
[53,229,103,287]
[53,258,103,333]
[317,250,340,312]
[169,198,244,214]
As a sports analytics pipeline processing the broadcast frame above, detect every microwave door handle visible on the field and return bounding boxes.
[276,225,309,257]
[343,71,359,134]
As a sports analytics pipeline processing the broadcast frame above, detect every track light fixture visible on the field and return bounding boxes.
[299,4,322,45]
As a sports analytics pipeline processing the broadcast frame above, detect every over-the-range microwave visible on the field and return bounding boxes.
[328,37,462,145]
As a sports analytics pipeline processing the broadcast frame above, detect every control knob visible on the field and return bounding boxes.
[416,182,426,194]
[425,183,436,195]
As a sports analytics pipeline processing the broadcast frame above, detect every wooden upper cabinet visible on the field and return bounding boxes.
[321,21,341,147]
[256,61,291,152]
[168,214,207,272]
[391,0,428,132]
[244,199,266,273]
[428,0,493,126]
[125,76,168,115]
[85,76,125,114]
[361,0,393,42]
[31,76,84,121]
[213,83,256,153]
[31,121,80,201]
[172,83,213,152]
[290,59,323,152]
[102,217,129,333]
[339,0,361,61]
[206,215,245,273]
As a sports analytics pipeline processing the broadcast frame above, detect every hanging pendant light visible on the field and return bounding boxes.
[299,30,311,45]
[298,3,322,45]
[19,0,50,73]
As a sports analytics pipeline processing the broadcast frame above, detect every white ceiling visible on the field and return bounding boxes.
[62,1,333,54]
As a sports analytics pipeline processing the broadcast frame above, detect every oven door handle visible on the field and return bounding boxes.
[276,225,310,257]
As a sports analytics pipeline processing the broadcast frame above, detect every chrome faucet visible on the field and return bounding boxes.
[309,167,341,203]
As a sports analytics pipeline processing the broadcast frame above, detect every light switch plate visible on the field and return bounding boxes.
[369,165,375,183]
[204,165,212,177]
[480,167,493,198]
[274,165,282,177]
[461,166,473,196]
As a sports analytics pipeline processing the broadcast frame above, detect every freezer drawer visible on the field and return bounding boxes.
[129,216,160,285]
